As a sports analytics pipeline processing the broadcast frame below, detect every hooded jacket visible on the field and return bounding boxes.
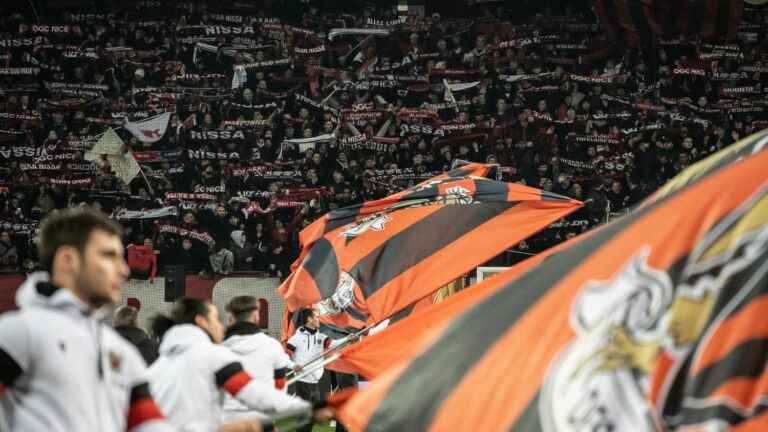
[146,324,310,432]
[221,322,295,420]
[0,272,171,432]
[115,325,160,365]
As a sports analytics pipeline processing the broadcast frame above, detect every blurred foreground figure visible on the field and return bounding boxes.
[148,297,331,432]
[0,208,173,431]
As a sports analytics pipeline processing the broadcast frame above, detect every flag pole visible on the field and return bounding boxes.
[285,325,373,379]
[138,164,154,195]
[286,353,341,387]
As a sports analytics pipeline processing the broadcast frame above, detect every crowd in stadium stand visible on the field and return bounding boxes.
[0,1,766,279]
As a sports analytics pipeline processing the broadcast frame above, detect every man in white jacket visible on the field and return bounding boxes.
[221,296,294,421]
[147,297,328,432]
[0,208,172,432]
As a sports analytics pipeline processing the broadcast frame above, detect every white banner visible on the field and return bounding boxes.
[123,112,171,143]
[446,81,480,92]
[116,206,178,220]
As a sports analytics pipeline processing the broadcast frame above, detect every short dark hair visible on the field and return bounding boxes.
[296,308,315,328]
[226,296,259,322]
[37,207,123,273]
[114,305,138,327]
[151,297,210,340]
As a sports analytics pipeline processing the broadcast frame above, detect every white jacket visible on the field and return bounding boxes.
[147,324,310,432]
[287,327,332,384]
[221,329,295,420]
[0,272,172,432]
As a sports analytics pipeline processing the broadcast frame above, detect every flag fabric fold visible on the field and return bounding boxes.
[278,163,583,328]
[337,129,768,432]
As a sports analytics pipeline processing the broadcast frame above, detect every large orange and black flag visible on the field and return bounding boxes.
[278,165,582,328]
[329,247,560,378]
[293,162,498,260]
[337,129,768,431]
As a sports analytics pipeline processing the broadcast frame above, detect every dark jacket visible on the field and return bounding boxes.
[115,325,159,365]
[224,321,261,340]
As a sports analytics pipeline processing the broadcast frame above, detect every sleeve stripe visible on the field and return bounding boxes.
[0,347,23,387]
[286,343,296,353]
[275,378,286,390]
[127,383,164,429]
[223,371,252,396]
[127,398,165,430]
[215,362,245,387]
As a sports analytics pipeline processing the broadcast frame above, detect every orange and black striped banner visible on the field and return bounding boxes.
[278,163,583,328]
[337,130,768,431]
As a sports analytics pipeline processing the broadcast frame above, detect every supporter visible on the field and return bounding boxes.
[0,1,765,275]
[127,237,158,282]
[210,243,235,275]
[114,305,160,365]
[176,238,210,275]
[0,231,19,272]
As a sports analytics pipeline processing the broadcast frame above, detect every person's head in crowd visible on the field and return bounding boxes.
[332,170,344,184]
[311,152,322,165]
[296,307,319,330]
[285,124,296,139]
[228,215,241,229]
[203,112,214,128]
[587,146,597,158]
[114,305,140,328]
[323,121,334,134]
[611,181,623,195]
[682,136,694,150]
[0,231,12,247]
[303,128,313,139]
[36,207,128,309]
[203,165,215,179]
[181,239,193,251]
[570,183,583,199]
[225,295,260,328]
[496,98,507,112]
[216,205,227,219]
[257,80,268,92]
[152,297,225,343]
[183,212,197,226]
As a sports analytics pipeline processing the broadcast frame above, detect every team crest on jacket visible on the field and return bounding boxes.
[540,188,768,431]
[108,351,122,372]
[340,213,392,238]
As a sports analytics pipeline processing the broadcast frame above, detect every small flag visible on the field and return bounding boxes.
[123,112,171,143]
